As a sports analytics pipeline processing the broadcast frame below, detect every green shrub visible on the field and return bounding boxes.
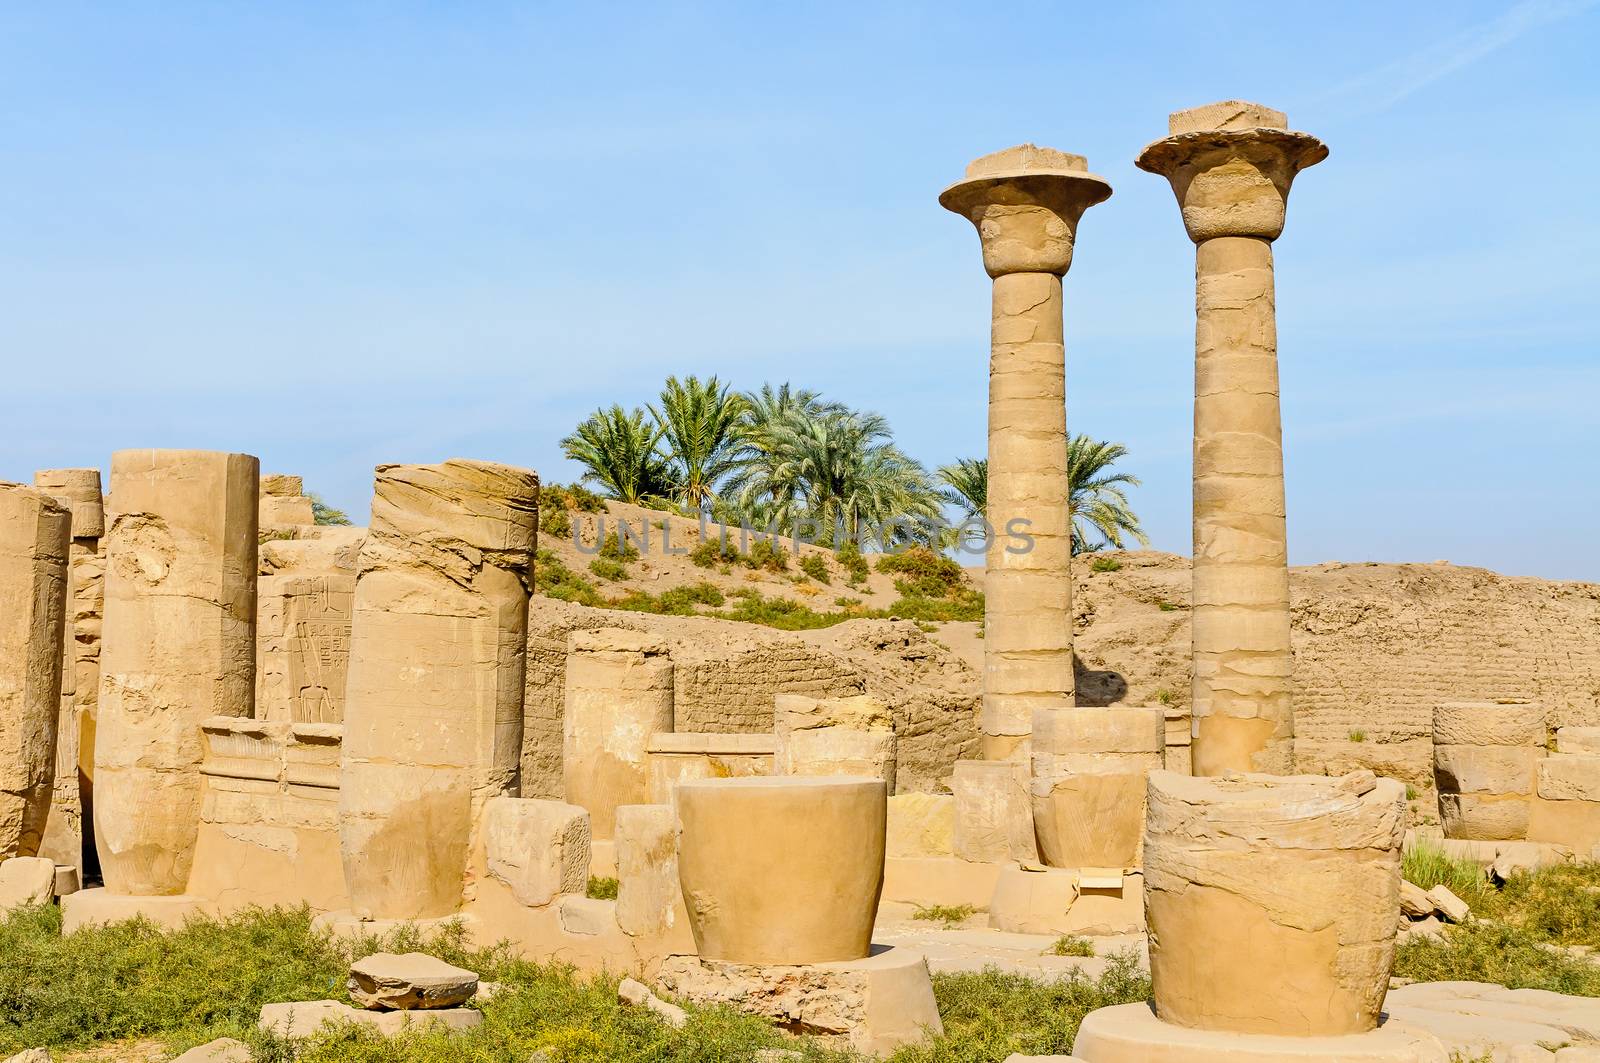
[1402,841,1492,911]
[711,591,849,631]
[876,546,965,598]
[690,536,741,568]
[798,553,830,583]
[587,557,630,582]
[912,903,977,929]
[586,877,618,901]
[837,541,871,584]
[834,596,863,608]
[1395,920,1600,995]
[539,507,572,540]
[886,589,984,623]
[542,482,606,513]
[598,527,641,562]
[608,582,727,617]
[1050,935,1096,957]
[744,537,787,573]
[534,549,602,606]
[1348,729,1366,743]
[1089,557,1121,573]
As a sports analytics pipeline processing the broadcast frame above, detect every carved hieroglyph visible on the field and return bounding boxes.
[0,482,71,859]
[96,450,259,895]
[32,468,104,872]
[339,459,537,920]
[940,145,1112,761]
[1143,770,1405,1036]
[1137,102,1326,775]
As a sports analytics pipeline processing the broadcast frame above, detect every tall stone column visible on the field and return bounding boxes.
[940,145,1112,761]
[33,468,106,877]
[96,450,259,895]
[0,483,71,860]
[339,459,537,921]
[1136,102,1326,776]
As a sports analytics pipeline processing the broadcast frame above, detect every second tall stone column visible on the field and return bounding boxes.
[941,145,1111,761]
[1137,102,1325,775]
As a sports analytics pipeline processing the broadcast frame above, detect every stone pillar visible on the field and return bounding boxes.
[339,459,537,921]
[259,473,316,529]
[32,468,105,875]
[1433,700,1545,841]
[561,628,673,839]
[96,450,259,895]
[0,483,71,860]
[1136,102,1327,776]
[1030,706,1164,870]
[940,145,1112,762]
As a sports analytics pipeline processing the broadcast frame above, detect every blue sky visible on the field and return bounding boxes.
[3,2,1596,579]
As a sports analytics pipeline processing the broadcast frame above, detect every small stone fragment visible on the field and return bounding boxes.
[170,1038,250,1063]
[2,1050,50,1063]
[618,977,688,1029]
[1427,884,1472,924]
[347,952,479,1011]
[1399,879,1433,919]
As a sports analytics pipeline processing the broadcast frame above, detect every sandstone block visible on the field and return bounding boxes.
[1169,100,1289,134]
[1556,728,1600,756]
[1426,885,1470,924]
[0,484,70,861]
[1439,792,1531,841]
[1033,706,1163,755]
[617,976,687,1028]
[953,759,1038,863]
[774,694,896,790]
[170,1038,250,1063]
[557,895,616,936]
[656,945,942,1056]
[562,628,673,838]
[1537,756,1600,802]
[1144,770,1406,1037]
[1399,880,1433,919]
[1071,1002,1450,1062]
[2,1051,51,1063]
[347,952,478,1010]
[645,732,774,807]
[339,459,536,920]
[0,857,55,910]
[886,792,955,858]
[258,999,482,1038]
[1433,702,1546,747]
[482,797,590,909]
[677,776,885,966]
[615,803,680,938]
[1433,744,1541,795]
[97,451,258,895]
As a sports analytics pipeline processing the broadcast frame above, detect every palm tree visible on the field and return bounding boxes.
[647,375,748,512]
[936,458,987,518]
[754,407,943,546]
[934,435,1148,554]
[1067,434,1148,553]
[723,383,845,516]
[559,404,673,504]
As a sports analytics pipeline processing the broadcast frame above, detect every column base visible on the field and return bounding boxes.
[656,944,942,1057]
[1072,1004,1450,1062]
[988,866,1144,936]
[61,888,207,933]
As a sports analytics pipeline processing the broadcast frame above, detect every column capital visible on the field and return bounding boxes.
[940,144,1112,278]
[1136,101,1326,243]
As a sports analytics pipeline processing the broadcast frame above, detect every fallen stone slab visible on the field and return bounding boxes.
[170,1038,250,1062]
[617,976,687,1029]
[259,999,483,1039]
[347,952,479,1010]
[1384,1003,1568,1058]
[1425,885,1471,924]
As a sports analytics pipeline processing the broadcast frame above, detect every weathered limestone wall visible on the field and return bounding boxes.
[1136,101,1326,776]
[339,459,537,920]
[0,483,71,859]
[96,450,258,895]
[32,468,104,873]
[257,574,355,724]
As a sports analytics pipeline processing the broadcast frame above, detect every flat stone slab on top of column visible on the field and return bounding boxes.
[939,144,1111,762]
[1135,102,1325,776]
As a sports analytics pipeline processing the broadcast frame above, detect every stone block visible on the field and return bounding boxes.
[562,628,673,838]
[347,952,478,1010]
[482,797,590,909]
[557,895,616,936]
[953,759,1038,863]
[1071,1003,1449,1062]
[1556,728,1600,756]
[258,999,482,1039]
[1439,792,1532,841]
[1168,100,1289,135]
[886,792,955,858]
[0,857,55,910]
[656,945,942,1057]
[170,1039,250,1063]
[614,803,680,938]
[1433,744,1541,795]
[645,732,773,807]
[1433,702,1546,747]
[1033,707,1163,755]
[1537,756,1600,802]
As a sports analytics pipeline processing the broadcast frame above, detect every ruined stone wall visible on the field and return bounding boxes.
[1069,553,1600,793]
[521,601,980,800]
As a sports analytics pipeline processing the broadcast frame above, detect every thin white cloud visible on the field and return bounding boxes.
[1315,0,1597,115]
